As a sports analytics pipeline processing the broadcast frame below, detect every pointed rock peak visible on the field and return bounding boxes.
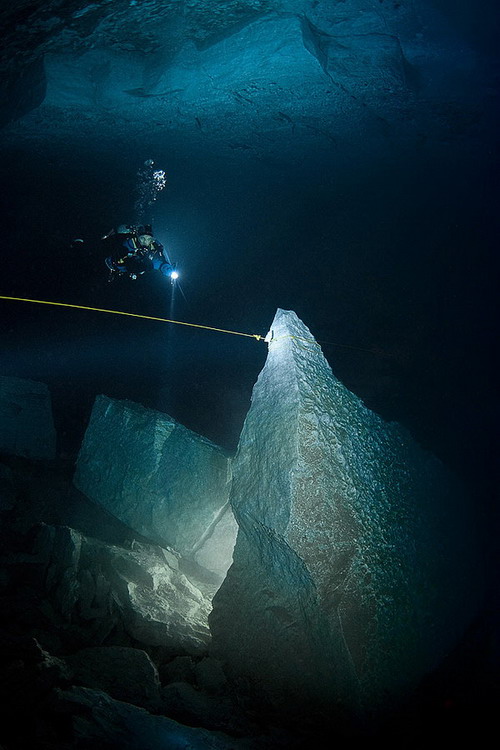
[267,307,309,339]
[265,307,320,354]
[211,308,482,731]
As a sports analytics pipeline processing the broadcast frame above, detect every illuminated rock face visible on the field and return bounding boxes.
[19,522,211,655]
[0,375,56,459]
[210,309,480,724]
[74,396,235,583]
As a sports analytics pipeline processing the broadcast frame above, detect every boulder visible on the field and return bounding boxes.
[210,309,482,728]
[195,656,228,696]
[159,655,197,686]
[301,9,414,95]
[74,396,236,582]
[14,523,211,656]
[0,376,56,459]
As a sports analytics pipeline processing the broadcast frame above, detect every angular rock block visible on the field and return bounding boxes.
[74,396,236,581]
[0,375,56,459]
[210,309,481,726]
[27,523,211,655]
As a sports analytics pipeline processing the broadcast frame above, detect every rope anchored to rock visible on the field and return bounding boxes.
[0,295,389,357]
[0,295,264,341]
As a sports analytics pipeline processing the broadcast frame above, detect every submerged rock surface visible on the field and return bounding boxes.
[210,309,481,726]
[1,0,489,166]
[74,395,236,582]
[48,686,254,750]
[0,456,274,748]
[11,522,211,656]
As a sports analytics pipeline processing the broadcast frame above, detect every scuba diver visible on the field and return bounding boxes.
[103,224,178,283]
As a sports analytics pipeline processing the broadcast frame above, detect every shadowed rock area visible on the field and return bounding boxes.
[0,306,495,746]
[210,308,483,732]
[0,449,265,748]
[0,0,497,745]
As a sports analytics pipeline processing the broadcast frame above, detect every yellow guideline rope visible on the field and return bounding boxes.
[1,295,387,356]
[0,295,264,341]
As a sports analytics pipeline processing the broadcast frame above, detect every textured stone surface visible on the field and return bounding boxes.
[1,1,488,161]
[210,308,481,725]
[74,395,236,581]
[0,376,56,459]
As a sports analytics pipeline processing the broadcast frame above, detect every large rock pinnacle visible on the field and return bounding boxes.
[210,308,481,728]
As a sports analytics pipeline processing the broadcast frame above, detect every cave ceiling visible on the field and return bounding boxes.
[0,0,492,161]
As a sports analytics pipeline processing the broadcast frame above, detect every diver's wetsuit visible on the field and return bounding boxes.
[104,233,139,277]
[104,230,172,279]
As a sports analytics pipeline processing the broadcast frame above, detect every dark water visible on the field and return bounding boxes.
[0,5,498,733]
[1,140,496,484]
